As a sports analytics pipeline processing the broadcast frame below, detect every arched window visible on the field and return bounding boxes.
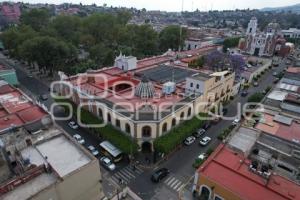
[107,113,111,123]
[172,118,176,127]
[116,119,120,127]
[142,126,151,138]
[180,112,185,120]
[199,185,211,200]
[125,123,131,134]
[98,108,103,118]
[188,107,192,117]
[162,123,167,133]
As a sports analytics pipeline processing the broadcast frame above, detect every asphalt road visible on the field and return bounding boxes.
[0,53,287,200]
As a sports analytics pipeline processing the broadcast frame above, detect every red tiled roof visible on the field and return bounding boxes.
[198,144,300,200]
[0,84,48,132]
[0,114,23,131]
[0,84,15,94]
[17,106,47,123]
[286,67,300,74]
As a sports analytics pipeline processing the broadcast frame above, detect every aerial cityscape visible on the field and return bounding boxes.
[0,1,299,200]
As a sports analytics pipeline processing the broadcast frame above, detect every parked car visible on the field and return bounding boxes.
[68,121,79,129]
[87,145,99,156]
[184,136,196,145]
[73,134,85,144]
[232,118,240,126]
[272,71,278,76]
[253,82,259,87]
[199,137,212,146]
[100,156,116,171]
[151,168,170,183]
[241,90,248,97]
[198,153,207,160]
[193,129,206,138]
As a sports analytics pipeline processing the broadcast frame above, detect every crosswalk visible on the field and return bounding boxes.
[163,176,185,192]
[109,165,144,186]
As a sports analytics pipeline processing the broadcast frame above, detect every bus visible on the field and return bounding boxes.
[99,141,123,163]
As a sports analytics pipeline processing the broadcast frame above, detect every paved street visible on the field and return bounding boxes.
[0,53,287,200]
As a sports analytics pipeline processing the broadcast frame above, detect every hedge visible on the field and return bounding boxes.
[153,113,207,154]
[217,125,235,140]
[247,92,264,103]
[54,97,139,154]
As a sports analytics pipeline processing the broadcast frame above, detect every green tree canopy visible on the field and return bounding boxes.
[20,9,50,31]
[159,25,187,52]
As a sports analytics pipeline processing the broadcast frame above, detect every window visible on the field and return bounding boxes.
[199,186,211,200]
[180,112,185,120]
[188,107,192,117]
[162,123,167,132]
[125,123,131,134]
[142,126,151,137]
[98,108,103,118]
[107,113,111,123]
[172,118,176,127]
[214,195,224,200]
[196,84,199,89]
[116,119,120,127]
[190,82,193,87]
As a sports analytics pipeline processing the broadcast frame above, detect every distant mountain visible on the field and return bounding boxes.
[261,3,300,13]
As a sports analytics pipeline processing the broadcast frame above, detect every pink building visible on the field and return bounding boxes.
[0,2,21,23]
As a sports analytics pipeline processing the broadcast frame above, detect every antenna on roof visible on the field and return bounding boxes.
[179,0,184,52]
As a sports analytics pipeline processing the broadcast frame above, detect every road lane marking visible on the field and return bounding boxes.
[166,177,176,186]
[164,176,172,183]
[122,168,136,178]
[177,184,185,192]
[118,170,132,180]
[114,172,130,183]
[170,179,179,188]
[173,181,182,190]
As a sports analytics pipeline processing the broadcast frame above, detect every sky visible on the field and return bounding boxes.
[9,0,300,11]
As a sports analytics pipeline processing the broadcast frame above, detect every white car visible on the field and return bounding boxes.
[198,153,207,160]
[232,118,241,126]
[100,157,116,171]
[87,145,99,156]
[68,121,79,129]
[73,134,85,144]
[184,136,196,146]
[199,137,211,146]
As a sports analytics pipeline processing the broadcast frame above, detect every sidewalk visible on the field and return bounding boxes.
[179,177,197,200]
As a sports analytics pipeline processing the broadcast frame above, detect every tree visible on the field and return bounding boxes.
[20,9,50,31]
[229,55,246,77]
[89,44,114,67]
[247,93,264,103]
[48,15,81,45]
[223,37,241,52]
[19,36,76,76]
[159,25,187,52]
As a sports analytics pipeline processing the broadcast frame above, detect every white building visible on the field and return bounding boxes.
[114,53,137,71]
[241,17,286,57]
[282,28,300,39]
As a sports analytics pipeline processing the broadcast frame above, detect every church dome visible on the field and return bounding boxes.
[135,76,155,99]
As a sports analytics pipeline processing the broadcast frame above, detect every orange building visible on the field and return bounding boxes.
[193,144,300,200]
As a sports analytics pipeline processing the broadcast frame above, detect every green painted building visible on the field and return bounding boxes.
[0,65,19,85]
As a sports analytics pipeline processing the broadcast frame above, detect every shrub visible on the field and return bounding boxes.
[153,113,207,154]
[247,92,264,103]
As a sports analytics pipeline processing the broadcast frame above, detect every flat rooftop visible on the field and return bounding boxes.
[2,173,57,200]
[21,135,91,177]
[198,144,300,200]
[137,64,197,83]
[228,127,259,153]
[255,113,300,144]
